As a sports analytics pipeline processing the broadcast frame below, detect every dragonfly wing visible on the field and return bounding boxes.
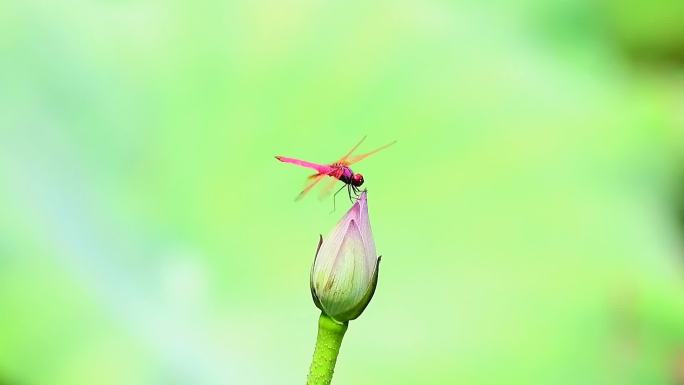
[318,171,344,200]
[276,156,333,174]
[338,136,367,163]
[295,173,327,201]
[346,140,397,165]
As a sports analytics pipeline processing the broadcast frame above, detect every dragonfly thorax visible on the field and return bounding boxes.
[335,166,363,186]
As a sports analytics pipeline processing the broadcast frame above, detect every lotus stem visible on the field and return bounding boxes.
[306,313,348,385]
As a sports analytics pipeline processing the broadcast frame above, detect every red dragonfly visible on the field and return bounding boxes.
[275,136,396,202]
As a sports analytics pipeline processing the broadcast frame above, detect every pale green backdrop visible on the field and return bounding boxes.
[2,0,684,384]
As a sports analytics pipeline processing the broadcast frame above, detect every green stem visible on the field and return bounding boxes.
[306,313,348,385]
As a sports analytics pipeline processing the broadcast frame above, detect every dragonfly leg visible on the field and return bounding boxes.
[330,183,347,213]
[349,185,362,201]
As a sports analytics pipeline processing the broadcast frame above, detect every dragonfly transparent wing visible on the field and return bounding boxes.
[295,173,327,201]
[318,170,344,200]
[346,140,397,165]
[338,136,367,163]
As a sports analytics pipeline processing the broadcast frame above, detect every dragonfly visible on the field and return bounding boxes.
[275,136,396,204]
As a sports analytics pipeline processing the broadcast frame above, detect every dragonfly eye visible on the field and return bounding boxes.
[352,173,364,186]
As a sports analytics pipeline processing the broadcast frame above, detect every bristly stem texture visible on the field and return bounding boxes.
[306,313,348,385]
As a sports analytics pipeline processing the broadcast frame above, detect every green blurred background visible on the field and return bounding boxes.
[2,0,684,384]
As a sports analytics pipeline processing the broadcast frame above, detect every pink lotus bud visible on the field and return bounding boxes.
[310,191,380,323]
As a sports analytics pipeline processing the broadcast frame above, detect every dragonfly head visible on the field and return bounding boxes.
[351,173,364,187]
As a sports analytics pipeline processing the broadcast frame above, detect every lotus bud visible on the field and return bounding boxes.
[310,191,380,323]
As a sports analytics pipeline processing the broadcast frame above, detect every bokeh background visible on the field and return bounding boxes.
[3,0,684,384]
